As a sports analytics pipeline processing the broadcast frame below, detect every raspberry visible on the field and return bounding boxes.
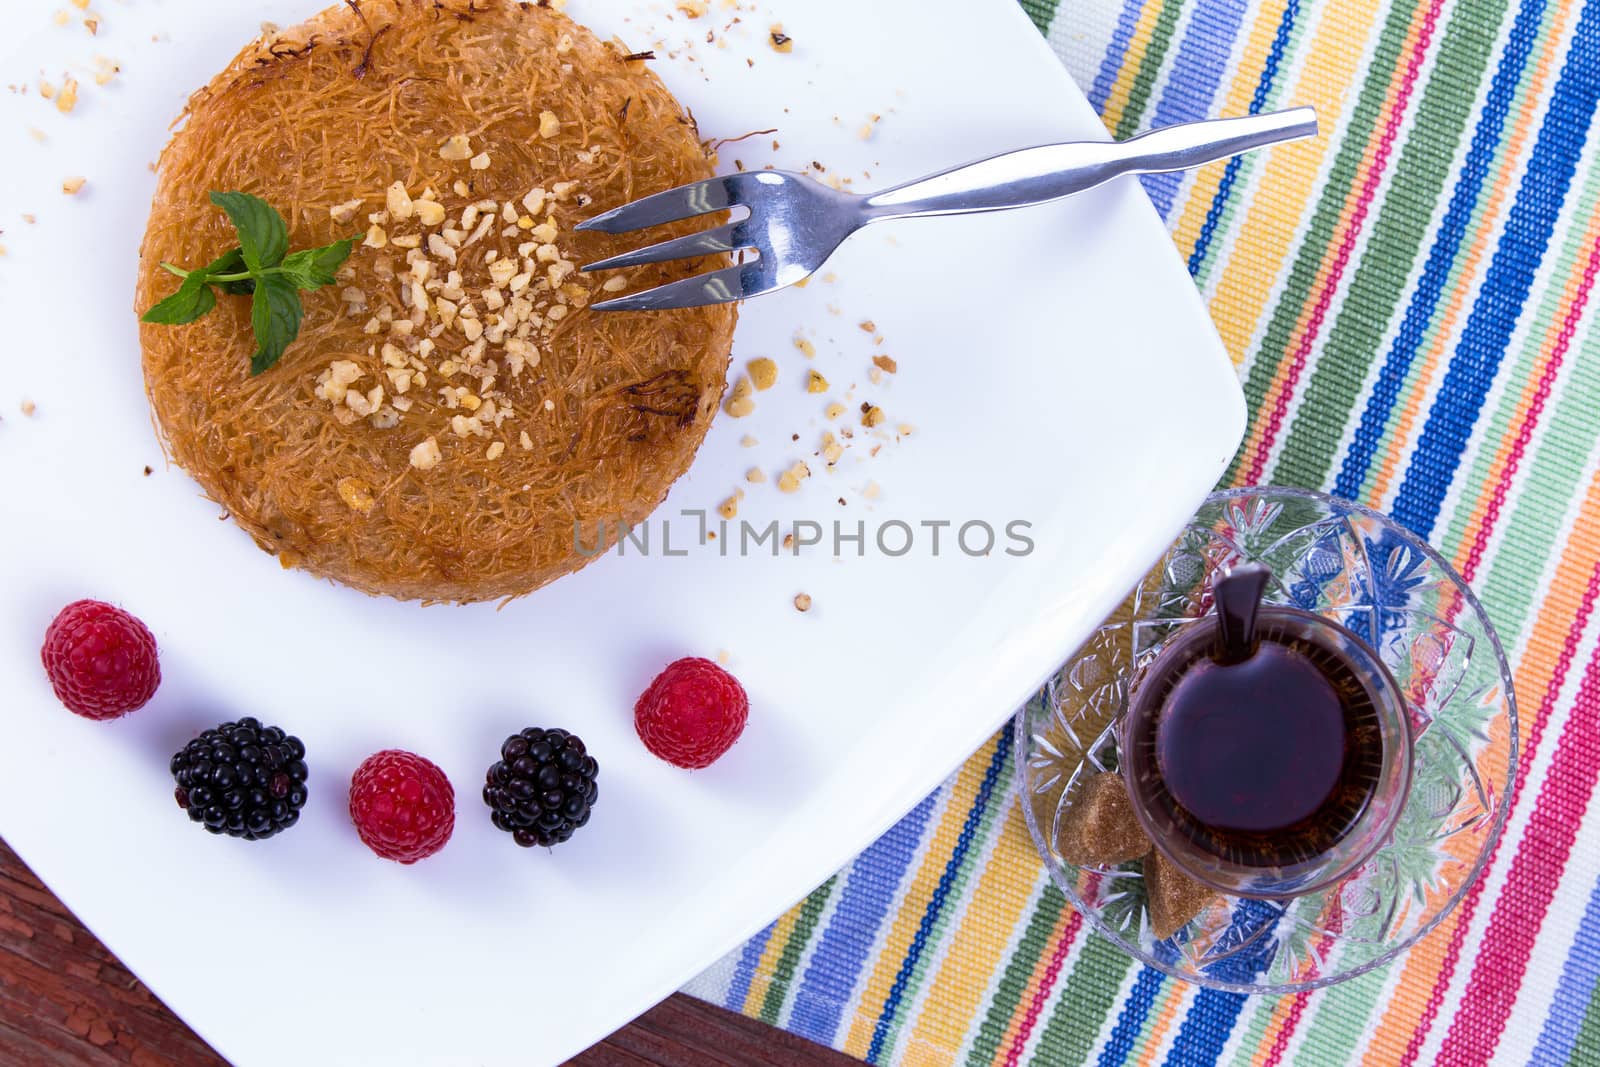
[634,657,748,769]
[349,750,455,863]
[41,600,161,720]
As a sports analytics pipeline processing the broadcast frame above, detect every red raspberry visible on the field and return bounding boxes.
[40,600,161,720]
[634,657,748,769]
[348,750,455,863]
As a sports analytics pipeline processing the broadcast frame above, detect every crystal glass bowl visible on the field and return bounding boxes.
[1016,487,1517,993]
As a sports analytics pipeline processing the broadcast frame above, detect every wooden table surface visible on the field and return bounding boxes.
[0,839,858,1066]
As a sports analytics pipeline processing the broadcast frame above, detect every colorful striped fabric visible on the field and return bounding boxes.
[682,0,1600,1061]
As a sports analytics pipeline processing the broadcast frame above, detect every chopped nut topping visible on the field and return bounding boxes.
[821,432,843,465]
[20,399,37,417]
[740,435,759,448]
[386,182,414,220]
[601,275,628,292]
[718,491,741,519]
[769,24,793,52]
[469,152,492,171]
[793,592,812,612]
[337,477,377,515]
[678,0,709,15]
[794,335,816,358]
[62,176,86,195]
[825,402,847,420]
[409,437,442,470]
[872,354,898,374]
[520,430,534,450]
[427,233,456,262]
[747,357,778,390]
[415,199,447,226]
[724,376,756,417]
[746,467,766,484]
[315,359,364,404]
[807,370,830,394]
[56,77,79,114]
[861,403,886,428]
[486,441,506,461]
[325,200,362,225]
[439,134,473,161]
[538,111,561,138]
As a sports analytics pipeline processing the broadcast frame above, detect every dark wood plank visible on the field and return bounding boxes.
[574,995,863,1067]
[0,839,858,1067]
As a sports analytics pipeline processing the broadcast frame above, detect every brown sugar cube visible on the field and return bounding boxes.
[1143,847,1216,942]
[1055,772,1150,867]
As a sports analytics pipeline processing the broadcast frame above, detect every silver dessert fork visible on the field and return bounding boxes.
[577,107,1317,312]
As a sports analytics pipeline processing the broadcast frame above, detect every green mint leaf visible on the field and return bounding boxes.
[202,248,257,295]
[209,191,290,272]
[203,248,247,276]
[141,272,218,325]
[248,274,305,375]
[278,236,361,291]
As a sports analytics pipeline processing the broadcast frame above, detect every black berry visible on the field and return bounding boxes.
[483,727,598,848]
[170,718,308,841]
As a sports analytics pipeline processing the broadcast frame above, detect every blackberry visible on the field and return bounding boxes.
[170,717,308,841]
[483,727,598,848]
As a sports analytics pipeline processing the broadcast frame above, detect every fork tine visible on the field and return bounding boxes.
[581,222,748,273]
[576,176,742,234]
[589,262,769,312]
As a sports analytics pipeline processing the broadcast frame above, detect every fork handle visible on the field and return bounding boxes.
[860,107,1317,221]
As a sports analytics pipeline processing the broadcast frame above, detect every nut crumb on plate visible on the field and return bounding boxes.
[793,592,812,612]
[777,461,810,493]
[747,357,778,390]
[62,176,86,195]
[724,375,755,417]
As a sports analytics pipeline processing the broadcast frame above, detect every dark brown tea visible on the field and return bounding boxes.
[1125,614,1386,870]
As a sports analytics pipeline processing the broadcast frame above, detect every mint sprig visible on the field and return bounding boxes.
[142,191,362,375]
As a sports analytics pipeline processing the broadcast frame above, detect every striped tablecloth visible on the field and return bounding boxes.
[684,0,1600,1062]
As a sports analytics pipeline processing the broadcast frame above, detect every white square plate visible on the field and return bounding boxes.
[0,1,1243,1062]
